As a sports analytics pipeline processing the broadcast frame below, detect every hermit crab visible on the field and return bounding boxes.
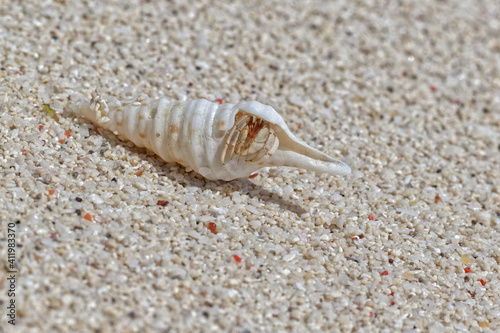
[73,93,351,181]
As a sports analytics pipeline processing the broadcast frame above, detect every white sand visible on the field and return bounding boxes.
[0,0,499,332]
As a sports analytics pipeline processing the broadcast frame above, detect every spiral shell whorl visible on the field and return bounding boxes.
[94,97,222,174]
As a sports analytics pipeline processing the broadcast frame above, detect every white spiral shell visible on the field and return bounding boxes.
[74,93,351,181]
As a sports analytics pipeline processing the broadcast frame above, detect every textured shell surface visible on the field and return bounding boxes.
[74,93,351,181]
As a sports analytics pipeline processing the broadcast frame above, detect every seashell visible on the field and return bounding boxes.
[73,92,351,181]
